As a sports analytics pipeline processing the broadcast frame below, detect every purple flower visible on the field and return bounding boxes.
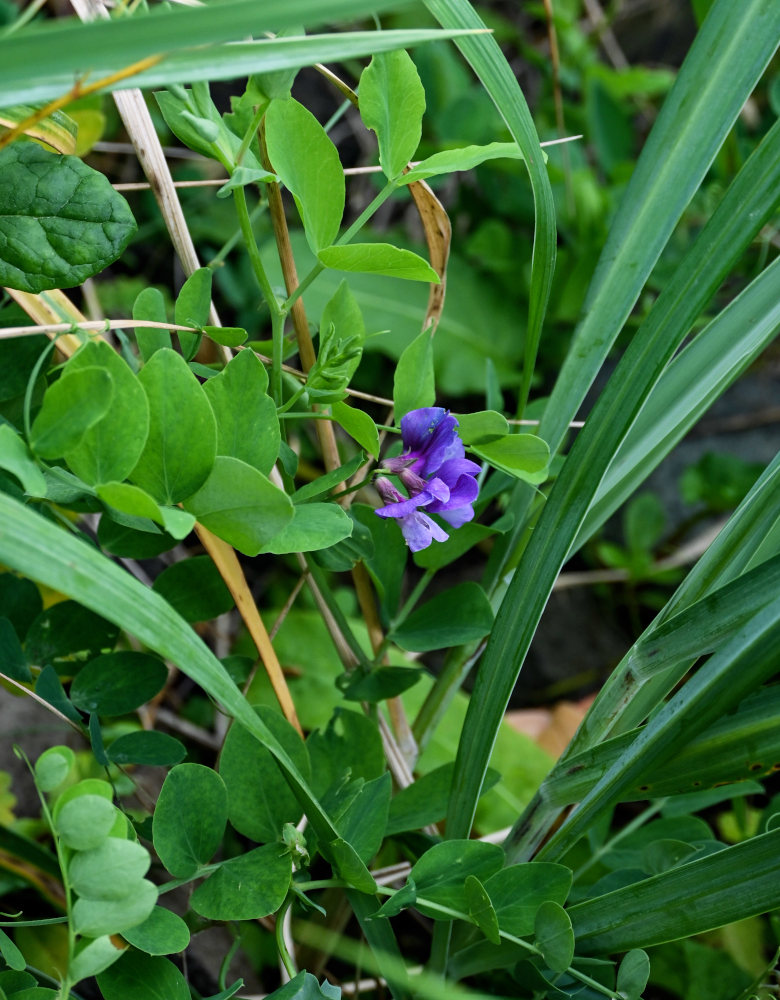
[374,408,480,551]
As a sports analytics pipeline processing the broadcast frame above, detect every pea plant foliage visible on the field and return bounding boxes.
[0,1,779,999]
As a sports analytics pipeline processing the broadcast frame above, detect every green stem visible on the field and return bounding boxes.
[276,895,296,979]
[276,384,308,415]
[232,185,284,403]
[208,202,266,270]
[573,800,666,881]
[282,180,398,315]
[235,103,267,167]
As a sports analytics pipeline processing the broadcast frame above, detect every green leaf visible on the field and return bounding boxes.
[69,935,124,984]
[335,772,391,862]
[464,875,500,945]
[411,840,503,916]
[106,731,186,767]
[202,324,248,347]
[133,286,171,362]
[401,141,527,184]
[307,709,385,798]
[455,410,508,445]
[0,617,31,682]
[260,502,352,555]
[471,433,549,483]
[182,455,293,555]
[393,328,434,419]
[331,401,379,458]
[98,952,190,1000]
[202,348,279,475]
[0,571,42,640]
[130,348,217,504]
[56,795,117,851]
[0,425,45,495]
[0,143,136,293]
[63,340,150,485]
[175,267,212,360]
[292,452,365,503]
[160,505,196,540]
[69,839,150,901]
[120,905,191,956]
[153,763,228,878]
[191,843,292,920]
[0,929,26,972]
[152,554,234,622]
[318,244,438,282]
[339,666,423,704]
[534,900,574,974]
[219,705,310,844]
[328,837,377,893]
[306,280,366,402]
[390,581,493,652]
[30,367,113,460]
[385,763,500,837]
[216,167,277,198]
[265,98,344,254]
[359,49,425,180]
[70,651,167,716]
[570,829,780,955]
[26,600,118,666]
[34,746,74,792]
[97,482,162,523]
[72,878,157,938]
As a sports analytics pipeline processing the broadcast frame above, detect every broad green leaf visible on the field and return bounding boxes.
[121,906,191,956]
[464,875,500,945]
[70,651,167,716]
[25,600,118,666]
[56,795,117,850]
[569,829,780,954]
[318,243,438,282]
[410,840,503,916]
[130,349,216,504]
[97,514,178,558]
[72,878,156,938]
[202,324,248,347]
[616,950,651,1000]
[191,843,292,920]
[328,838,377,894]
[413,521,500,572]
[331,401,379,458]
[202,348,279,475]
[0,571,41,640]
[386,763,500,837]
[106,730,186,766]
[471,433,549,483]
[0,425,45,495]
[484,863,572,938]
[260,502,352,555]
[152,554,234,622]
[261,971,343,1000]
[36,664,83,724]
[359,49,425,180]
[182,455,293,555]
[339,666,423,704]
[401,141,527,184]
[63,340,150,485]
[98,952,190,1000]
[69,935,124,984]
[291,452,365,503]
[307,709,385,798]
[160,505,196,540]
[0,143,136,293]
[69,839,150,901]
[97,482,162,524]
[0,333,47,402]
[175,267,212,360]
[0,929,26,972]
[390,582,493,652]
[216,168,277,198]
[51,777,112,824]
[455,409,508,445]
[534,900,574,973]
[335,772,391,862]
[133,286,171,361]
[34,746,74,792]
[393,328,434,419]
[265,98,344,254]
[0,618,30,682]
[29,367,113,460]
[220,705,309,844]
[153,763,228,878]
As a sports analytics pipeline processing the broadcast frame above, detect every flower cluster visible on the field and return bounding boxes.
[374,407,479,551]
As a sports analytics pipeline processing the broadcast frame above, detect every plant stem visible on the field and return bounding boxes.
[276,895,297,979]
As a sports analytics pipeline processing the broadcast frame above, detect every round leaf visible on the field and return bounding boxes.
[106,731,186,767]
[390,582,494,652]
[153,763,228,877]
[98,951,190,1000]
[56,794,117,851]
[152,554,234,622]
[70,651,167,716]
[34,746,74,792]
[260,502,353,555]
[30,367,113,459]
[72,878,156,938]
[617,949,651,1000]
[120,905,190,956]
[68,935,124,984]
[534,900,575,974]
[190,843,291,920]
[69,838,151,901]
[0,143,136,293]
